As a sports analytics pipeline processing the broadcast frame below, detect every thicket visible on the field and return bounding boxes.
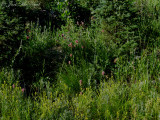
[1,0,160,119]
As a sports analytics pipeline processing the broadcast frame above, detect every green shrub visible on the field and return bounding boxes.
[12,25,64,95]
[0,0,26,66]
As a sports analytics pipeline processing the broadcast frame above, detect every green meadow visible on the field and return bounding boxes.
[1,0,160,119]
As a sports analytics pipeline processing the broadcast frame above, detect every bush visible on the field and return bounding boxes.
[13,25,64,95]
[0,0,26,66]
[68,0,91,26]
[92,0,141,58]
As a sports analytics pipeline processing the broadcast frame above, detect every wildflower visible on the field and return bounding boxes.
[70,54,72,57]
[26,35,29,39]
[68,61,71,65]
[80,92,82,95]
[79,80,82,86]
[22,88,25,93]
[81,21,84,26]
[62,34,64,37]
[68,42,72,47]
[81,46,84,49]
[77,21,79,25]
[101,30,104,33]
[12,84,15,88]
[102,71,105,76]
[75,40,78,44]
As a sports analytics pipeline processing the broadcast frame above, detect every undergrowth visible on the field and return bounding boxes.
[1,0,160,119]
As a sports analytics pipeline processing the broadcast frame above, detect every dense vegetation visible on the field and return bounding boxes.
[1,0,160,119]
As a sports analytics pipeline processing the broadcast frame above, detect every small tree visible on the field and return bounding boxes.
[0,0,26,66]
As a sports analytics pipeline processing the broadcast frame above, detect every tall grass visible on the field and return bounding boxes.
[1,0,160,119]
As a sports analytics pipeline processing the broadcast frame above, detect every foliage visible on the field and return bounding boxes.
[12,25,64,95]
[93,0,140,59]
[1,0,160,119]
[0,0,26,66]
[68,1,91,25]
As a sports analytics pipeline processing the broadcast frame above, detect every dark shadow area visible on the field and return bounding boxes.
[13,46,64,96]
[68,1,91,26]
